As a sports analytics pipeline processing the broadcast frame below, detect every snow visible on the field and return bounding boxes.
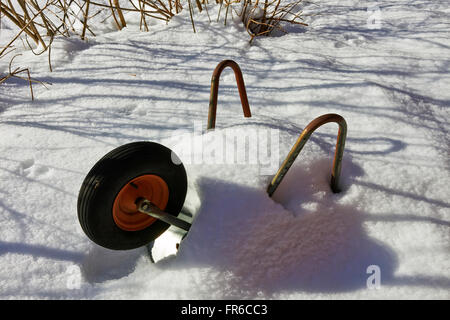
[0,0,449,299]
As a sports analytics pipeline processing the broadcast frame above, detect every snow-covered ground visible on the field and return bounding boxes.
[0,0,449,299]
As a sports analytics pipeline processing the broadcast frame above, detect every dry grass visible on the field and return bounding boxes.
[0,0,307,94]
[0,53,51,100]
[215,0,307,42]
[241,0,307,42]
[0,1,186,58]
[0,0,307,51]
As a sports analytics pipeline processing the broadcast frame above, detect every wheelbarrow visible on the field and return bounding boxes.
[77,60,347,257]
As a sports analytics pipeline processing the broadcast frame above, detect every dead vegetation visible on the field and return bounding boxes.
[0,53,50,100]
[0,0,307,94]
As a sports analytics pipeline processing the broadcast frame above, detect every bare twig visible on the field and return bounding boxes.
[114,0,127,28]
[81,0,90,40]
[0,54,51,101]
[188,0,196,32]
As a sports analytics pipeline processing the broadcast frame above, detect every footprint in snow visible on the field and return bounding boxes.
[334,35,366,48]
[116,104,137,116]
[334,41,346,48]
[20,158,34,171]
[18,158,52,178]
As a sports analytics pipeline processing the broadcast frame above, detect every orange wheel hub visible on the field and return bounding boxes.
[112,175,169,231]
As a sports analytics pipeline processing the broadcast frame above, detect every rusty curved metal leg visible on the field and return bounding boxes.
[207,60,252,130]
[267,114,347,196]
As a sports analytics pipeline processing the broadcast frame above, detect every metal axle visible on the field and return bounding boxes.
[136,198,192,231]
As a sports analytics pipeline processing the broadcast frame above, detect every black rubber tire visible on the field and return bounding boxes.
[77,141,187,250]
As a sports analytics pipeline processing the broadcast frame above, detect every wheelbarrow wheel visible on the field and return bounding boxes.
[77,141,187,250]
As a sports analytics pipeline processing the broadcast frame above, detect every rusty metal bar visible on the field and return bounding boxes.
[267,114,347,196]
[207,60,252,130]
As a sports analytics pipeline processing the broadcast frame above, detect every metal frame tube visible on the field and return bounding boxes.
[267,113,347,196]
[207,60,252,130]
